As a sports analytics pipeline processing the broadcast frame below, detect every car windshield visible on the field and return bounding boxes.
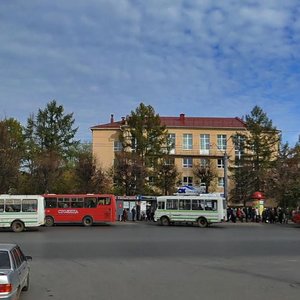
[0,251,11,269]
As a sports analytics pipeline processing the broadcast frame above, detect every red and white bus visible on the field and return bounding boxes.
[43,194,116,226]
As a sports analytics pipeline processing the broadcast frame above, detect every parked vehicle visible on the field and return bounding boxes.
[43,194,117,226]
[154,194,226,227]
[0,243,32,299]
[0,195,45,232]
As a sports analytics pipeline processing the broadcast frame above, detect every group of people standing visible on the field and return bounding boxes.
[227,206,291,224]
[121,206,155,222]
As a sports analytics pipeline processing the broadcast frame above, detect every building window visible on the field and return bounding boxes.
[114,141,123,152]
[165,158,175,165]
[183,134,193,150]
[183,158,193,168]
[200,158,209,168]
[200,134,210,155]
[217,158,224,168]
[168,133,176,154]
[234,135,244,159]
[217,135,227,151]
[183,176,193,186]
[218,177,224,187]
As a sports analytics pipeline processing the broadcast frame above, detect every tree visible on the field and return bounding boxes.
[267,143,300,208]
[193,159,217,193]
[24,100,79,193]
[113,152,145,195]
[72,143,112,193]
[230,106,280,203]
[155,157,179,195]
[117,103,171,194]
[0,118,25,193]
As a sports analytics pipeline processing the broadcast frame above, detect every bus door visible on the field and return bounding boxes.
[97,196,114,221]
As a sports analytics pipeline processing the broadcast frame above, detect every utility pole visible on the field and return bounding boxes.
[223,151,229,203]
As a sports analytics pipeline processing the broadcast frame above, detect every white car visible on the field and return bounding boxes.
[0,244,32,300]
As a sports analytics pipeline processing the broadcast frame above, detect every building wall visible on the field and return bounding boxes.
[92,125,245,195]
[92,129,120,170]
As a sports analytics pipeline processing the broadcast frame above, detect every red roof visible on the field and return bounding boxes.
[91,115,246,130]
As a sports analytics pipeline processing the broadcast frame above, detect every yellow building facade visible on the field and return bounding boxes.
[91,113,247,196]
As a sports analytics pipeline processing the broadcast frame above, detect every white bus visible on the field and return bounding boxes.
[0,195,45,232]
[154,194,226,227]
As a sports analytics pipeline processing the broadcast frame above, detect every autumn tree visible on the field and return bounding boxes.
[193,159,217,193]
[266,143,300,208]
[72,143,112,193]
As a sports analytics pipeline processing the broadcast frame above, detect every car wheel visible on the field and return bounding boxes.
[83,216,93,226]
[45,216,54,227]
[11,220,25,233]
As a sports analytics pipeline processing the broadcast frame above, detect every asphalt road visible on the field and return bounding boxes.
[1,221,300,300]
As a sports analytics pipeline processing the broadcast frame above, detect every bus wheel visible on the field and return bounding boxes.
[45,216,54,227]
[160,216,170,226]
[11,220,25,232]
[83,216,93,226]
[197,217,208,228]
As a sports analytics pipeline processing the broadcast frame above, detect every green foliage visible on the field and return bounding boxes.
[24,100,79,193]
[154,158,179,195]
[116,103,174,194]
[0,118,25,193]
[266,143,300,208]
[230,106,280,203]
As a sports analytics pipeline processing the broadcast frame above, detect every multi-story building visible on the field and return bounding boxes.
[91,113,247,196]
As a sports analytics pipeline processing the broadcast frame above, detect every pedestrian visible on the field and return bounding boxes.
[131,206,136,222]
[122,208,128,222]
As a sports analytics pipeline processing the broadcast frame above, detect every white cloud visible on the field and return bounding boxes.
[0,0,299,144]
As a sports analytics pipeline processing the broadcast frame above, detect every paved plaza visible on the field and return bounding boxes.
[1,221,300,300]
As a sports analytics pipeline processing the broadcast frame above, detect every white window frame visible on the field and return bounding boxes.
[217,158,224,169]
[168,133,176,154]
[113,140,123,152]
[183,176,193,186]
[217,135,227,151]
[182,158,193,168]
[218,177,224,187]
[200,134,210,155]
[183,134,193,150]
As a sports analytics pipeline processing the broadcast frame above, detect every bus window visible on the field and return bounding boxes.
[71,198,84,208]
[167,199,178,210]
[97,197,111,205]
[179,199,191,210]
[5,199,21,212]
[22,199,37,212]
[45,197,57,208]
[205,200,218,211]
[0,199,4,212]
[58,198,70,208]
[84,197,97,208]
[192,199,204,210]
[157,201,165,210]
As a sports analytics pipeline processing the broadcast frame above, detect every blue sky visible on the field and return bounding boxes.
[1,0,300,145]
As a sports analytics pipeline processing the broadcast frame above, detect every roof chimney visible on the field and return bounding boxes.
[180,113,185,122]
[110,114,114,123]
